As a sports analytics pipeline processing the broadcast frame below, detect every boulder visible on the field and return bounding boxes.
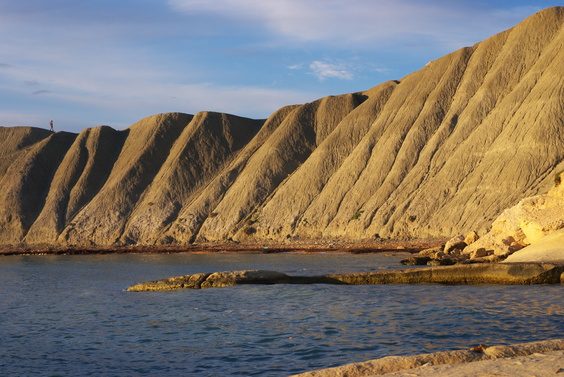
[464,231,480,245]
[418,246,443,258]
[427,258,455,266]
[444,235,467,253]
[470,248,488,259]
[434,250,448,259]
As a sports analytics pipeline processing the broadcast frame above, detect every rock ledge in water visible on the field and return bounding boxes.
[127,263,564,291]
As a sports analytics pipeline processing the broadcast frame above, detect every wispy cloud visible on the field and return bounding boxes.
[309,61,353,81]
[167,0,543,48]
[287,63,304,70]
[32,89,51,96]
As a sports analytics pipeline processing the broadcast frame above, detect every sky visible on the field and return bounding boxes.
[0,1,562,133]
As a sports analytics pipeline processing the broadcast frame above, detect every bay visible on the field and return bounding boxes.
[1,253,563,376]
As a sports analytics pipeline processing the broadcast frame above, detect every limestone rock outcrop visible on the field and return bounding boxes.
[463,173,564,262]
[0,7,563,247]
[503,228,564,263]
[409,175,564,264]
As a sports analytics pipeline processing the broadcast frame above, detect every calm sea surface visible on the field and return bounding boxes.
[1,253,563,376]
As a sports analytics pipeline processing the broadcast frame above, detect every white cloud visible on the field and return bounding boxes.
[287,63,304,70]
[309,61,353,81]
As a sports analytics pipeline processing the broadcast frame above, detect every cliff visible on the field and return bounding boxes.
[1,7,563,247]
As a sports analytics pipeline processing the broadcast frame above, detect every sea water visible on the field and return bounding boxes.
[1,253,563,376]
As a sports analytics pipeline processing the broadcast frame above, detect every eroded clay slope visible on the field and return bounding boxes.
[0,7,562,246]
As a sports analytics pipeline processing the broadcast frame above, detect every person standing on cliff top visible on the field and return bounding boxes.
[49,120,54,132]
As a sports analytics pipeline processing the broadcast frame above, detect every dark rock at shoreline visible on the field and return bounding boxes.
[400,256,431,265]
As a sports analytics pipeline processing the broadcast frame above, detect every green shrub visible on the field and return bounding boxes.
[555,171,563,187]
[351,210,364,220]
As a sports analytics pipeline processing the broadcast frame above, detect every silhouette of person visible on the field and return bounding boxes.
[50,120,54,132]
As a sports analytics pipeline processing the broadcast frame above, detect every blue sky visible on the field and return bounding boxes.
[0,1,561,133]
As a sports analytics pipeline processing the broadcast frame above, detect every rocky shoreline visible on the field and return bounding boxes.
[290,339,564,377]
[0,239,444,256]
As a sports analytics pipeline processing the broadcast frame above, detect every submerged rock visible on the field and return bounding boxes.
[400,256,431,265]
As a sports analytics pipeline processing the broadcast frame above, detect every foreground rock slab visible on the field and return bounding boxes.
[290,339,564,377]
[378,350,564,377]
[127,263,564,291]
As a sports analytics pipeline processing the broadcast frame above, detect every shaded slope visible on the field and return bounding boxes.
[25,126,125,243]
[0,131,77,243]
[164,105,298,244]
[0,7,562,246]
[59,113,192,245]
[0,127,53,179]
[197,92,370,242]
[120,112,264,245]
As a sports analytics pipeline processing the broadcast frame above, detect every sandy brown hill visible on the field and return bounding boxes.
[0,7,563,247]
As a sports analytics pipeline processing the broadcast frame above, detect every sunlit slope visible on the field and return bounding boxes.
[0,7,562,246]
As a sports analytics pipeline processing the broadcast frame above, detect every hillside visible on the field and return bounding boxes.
[1,7,563,247]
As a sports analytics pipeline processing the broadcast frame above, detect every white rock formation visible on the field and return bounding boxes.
[464,174,564,262]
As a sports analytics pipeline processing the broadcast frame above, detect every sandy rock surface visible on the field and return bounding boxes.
[290,339,564,377]
[504,228,564,263]
[377,350,564,376]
